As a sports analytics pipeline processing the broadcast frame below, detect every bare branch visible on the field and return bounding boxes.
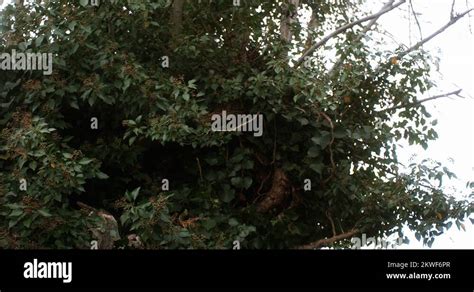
[295,0,406,68]
[398,8,474,58]
[379,89,463,113]
[451,0,456,20]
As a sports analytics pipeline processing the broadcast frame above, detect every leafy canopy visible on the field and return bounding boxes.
[0,0,472,249]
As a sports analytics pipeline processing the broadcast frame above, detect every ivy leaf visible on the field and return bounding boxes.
[307,146,320,158]
[221,184,235,203]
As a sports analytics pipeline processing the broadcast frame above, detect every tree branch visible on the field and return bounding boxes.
[297,229,359,250]
[397,8,474,58]
[450,0,456,20]
[294,0,406,68]
[327,0,396,76]
[379,89,463,113]
[409,0,423,40]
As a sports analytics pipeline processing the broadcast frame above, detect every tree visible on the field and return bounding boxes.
[0,0,472,249]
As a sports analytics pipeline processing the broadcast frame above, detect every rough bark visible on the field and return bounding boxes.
[77,202,120,249]
[257,168,291,213]
[280,0,300,43]
[303,8,320,55]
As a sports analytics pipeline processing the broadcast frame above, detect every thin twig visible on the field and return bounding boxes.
[196,157,203,183]
[256,170,272,197]
[451,0,456,20]
[326,210,337,237]
[319,111,336,183]
[409,0,423,40]
[271,118,277,164]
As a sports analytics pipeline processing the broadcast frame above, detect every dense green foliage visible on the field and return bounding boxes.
[0,0,472,249]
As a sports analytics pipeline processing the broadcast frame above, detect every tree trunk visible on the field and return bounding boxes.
[170,0,185,49]
[280,0,300,43]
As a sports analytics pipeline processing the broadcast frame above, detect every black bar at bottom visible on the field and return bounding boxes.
[0,250,472,290]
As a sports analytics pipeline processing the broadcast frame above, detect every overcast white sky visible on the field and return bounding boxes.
[364,0,474,249]
[1,0,472,248]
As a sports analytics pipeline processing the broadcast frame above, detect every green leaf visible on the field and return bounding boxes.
[123,79,131,92]
[242,177,252,189]
[79,158,94,165]
[228,218,239,226]
[179,230,191,238]
[297,117,309,125]
[310,162,324,174]
[63,153,73,159]
[80,89,92,100]
[10,209,23,217]
[203,219,217,230]
[96,171,109,179]
[311,133,331,148]
[29,161,37,171]
[68,21,77,31]
[120,214,129,225]
[307,146,320,158]
[241,160,254,170]
[79,0,89,7]
[204,157,219,166]
[333,128,346,139]
[131,187,141,201]
[231,177,242,187]
[38,209,52,217]
[221,184,235,203]
[35,35,44,47]
[70,100,80,109]
[182,93,190,101]
[18,157,26,169]
[415,233,421,241]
